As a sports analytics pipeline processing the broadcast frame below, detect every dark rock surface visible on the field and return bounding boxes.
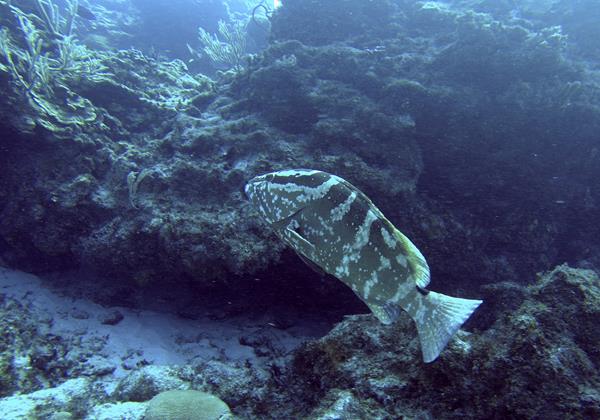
[251,265,600,419]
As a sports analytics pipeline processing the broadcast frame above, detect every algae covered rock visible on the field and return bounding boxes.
[86,401,146,420]
[0,291,76,397]
[113,365,191,402]
[0,378,92,419]
[144,390,232,420]
[531,264,600,366]
[194,360,270,408]
[306,389,390,420]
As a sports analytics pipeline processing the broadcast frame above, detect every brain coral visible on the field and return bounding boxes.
[145,390,232,420]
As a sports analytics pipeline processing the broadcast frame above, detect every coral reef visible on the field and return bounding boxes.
[145,390,232,420]
[0,0,110,135]
[0,1,600,417]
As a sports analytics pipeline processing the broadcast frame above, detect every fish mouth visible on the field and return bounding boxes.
[243,177,263,201]
[243,182,251,200]
[245,173,277,207]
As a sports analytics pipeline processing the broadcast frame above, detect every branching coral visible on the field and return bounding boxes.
[193,19,248,71]
[0,0,111,134]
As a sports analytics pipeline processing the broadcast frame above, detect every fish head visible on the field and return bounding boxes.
[245,169,337,225]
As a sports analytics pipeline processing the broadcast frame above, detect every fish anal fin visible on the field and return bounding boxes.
[365,300,402,325]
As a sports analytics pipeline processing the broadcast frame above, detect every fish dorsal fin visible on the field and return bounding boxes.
[391,227,430,288]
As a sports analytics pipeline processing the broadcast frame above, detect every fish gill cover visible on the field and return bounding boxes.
[0,0,599,419]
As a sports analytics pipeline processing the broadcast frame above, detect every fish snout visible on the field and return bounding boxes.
[243,182,253,200]
[244,177,264,200]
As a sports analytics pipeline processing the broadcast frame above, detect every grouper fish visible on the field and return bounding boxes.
[244,169,482,362]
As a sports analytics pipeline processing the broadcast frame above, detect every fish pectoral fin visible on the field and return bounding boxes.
[273,207,320,266]
[271,205,306,229]
[365,300,401,325]
[280,225,315,254]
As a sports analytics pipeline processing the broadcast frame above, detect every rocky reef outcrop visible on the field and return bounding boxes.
[255,264,600,418]
[1,265,598,418]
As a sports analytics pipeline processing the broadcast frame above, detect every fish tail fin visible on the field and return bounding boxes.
[410,290,482,363]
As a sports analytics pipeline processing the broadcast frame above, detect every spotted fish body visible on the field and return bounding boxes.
[245,169,482,362]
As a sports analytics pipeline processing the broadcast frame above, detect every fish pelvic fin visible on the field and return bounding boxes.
[409,290,482,363]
